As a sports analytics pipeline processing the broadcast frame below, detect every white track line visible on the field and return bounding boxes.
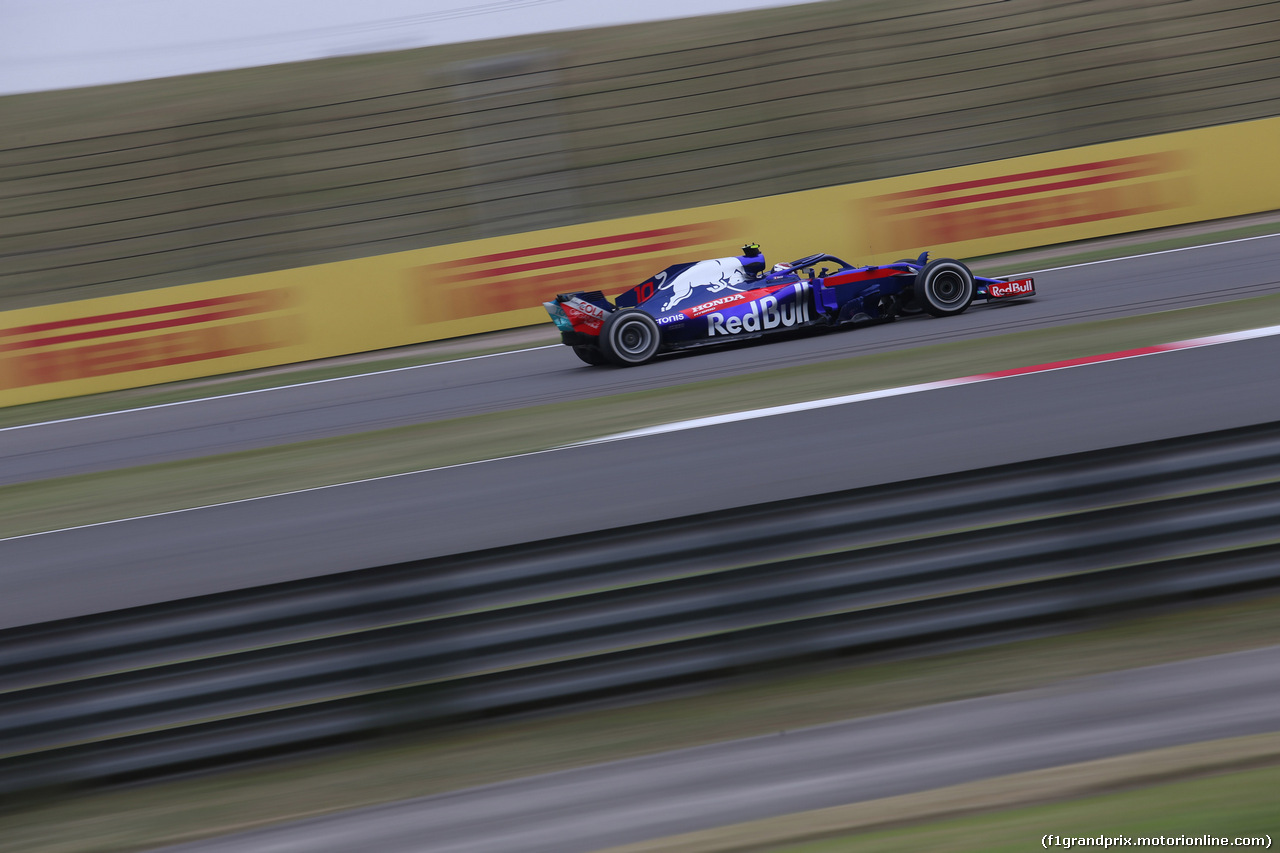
[1013,230,1280,275]
[576,324,1280,445]
[6,322,1280,543]
[0,344,559,433]
[0,446,571,542]
[7,229,1279,433]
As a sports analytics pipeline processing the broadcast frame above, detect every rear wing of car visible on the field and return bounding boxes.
[544,290,614,337]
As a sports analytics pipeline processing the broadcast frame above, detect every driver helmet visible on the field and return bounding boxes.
[771,262,793,273]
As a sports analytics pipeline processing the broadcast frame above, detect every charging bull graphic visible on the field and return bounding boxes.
[658,258,750,312]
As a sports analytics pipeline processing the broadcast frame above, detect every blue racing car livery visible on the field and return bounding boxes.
[544,248,1035,366]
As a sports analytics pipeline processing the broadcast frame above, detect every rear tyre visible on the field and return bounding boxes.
[572,345,608,366]
[918,259,975,317]
[599,310,661,366]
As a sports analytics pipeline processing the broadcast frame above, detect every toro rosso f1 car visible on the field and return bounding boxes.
[544,250,1035,366]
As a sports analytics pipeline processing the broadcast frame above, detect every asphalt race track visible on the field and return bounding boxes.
[156,645,1280,853]
[4,238,1280,627]
[3,329,1280,628]
[4,235,1280,486]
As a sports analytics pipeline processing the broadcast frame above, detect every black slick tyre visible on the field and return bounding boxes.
[572,345,608,366]
[918,258,975,317]
[598,310,661,366]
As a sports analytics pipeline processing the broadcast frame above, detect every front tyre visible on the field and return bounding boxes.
[599,309,661,366]
[918,259,975,317]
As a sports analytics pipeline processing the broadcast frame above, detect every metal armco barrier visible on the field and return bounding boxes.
[4,422,1280,794]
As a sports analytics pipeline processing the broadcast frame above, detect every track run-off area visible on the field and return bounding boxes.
[1,234,1280,626]
[3,234,1280,626]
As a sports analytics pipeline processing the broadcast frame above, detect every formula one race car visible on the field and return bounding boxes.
[543,250,1035,366]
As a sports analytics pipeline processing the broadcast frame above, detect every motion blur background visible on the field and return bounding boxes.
[1,0,1279,851]
[5,0,1276,307]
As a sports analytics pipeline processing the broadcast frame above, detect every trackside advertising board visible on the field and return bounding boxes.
[2,117,1277,406]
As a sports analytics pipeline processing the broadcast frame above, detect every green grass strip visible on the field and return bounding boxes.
[765,762,1279,853]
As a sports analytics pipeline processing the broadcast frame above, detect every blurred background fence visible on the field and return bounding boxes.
[4,420,1280,793]
[1,0,1278,310]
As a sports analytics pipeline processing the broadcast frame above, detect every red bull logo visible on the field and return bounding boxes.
[706,283,812,336]
[0,290,298,389]
[412,221,737,323]
[990,279,1035,298]
[866,152,1191,252]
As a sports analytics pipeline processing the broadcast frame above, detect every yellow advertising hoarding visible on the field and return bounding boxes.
[2,117,1277,407]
